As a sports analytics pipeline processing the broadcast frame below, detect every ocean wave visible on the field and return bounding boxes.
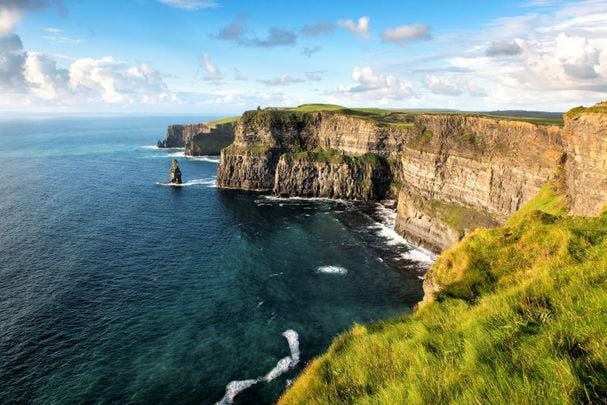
[216,379,260,405]
[317,265,348,275]
[368,202,436,264]
[401,249,435,264]
[186,155,220,163]
[156,178,216,187]
[263,195,349,204]
[264,357,294,382]
[215,329,300,404]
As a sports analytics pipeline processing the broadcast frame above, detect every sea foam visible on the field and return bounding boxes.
[156,178,216,187]
[316,265,348,275]
[215,329,300,404]
[186,155,220,163]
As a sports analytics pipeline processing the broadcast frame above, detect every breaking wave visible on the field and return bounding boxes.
[216,329,300,404]
[370,202,436,265]
[156,178,216,187]
[186,155,220,163]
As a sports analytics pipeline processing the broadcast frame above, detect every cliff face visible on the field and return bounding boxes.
[158,122,235,155]
[273,153,391,200]
[217,109,568,251]
[563,104,607,216]
[158,124,206,148]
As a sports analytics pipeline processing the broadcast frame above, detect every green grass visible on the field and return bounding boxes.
[280,181,607,404]
[565,105,607,119]
[285,147,384,167]
[416,197,498,235]
[209,116,240,125]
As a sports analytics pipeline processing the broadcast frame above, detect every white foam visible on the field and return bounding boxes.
[216,379,260,405]
[263,195,349,204]
[401,249,434,264]
[140,145,160,150]
[156,178,216,187]
[215,329,300,404]
[317,265,348,275]
[264,357,294,382]
[186,155,220,163]
[369,202,437,264]
[283,329,300,364]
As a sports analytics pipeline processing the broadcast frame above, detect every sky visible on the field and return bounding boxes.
[1,0,606,114]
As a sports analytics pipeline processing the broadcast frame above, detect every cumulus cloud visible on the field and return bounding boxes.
[486,41,522,57]
[0,34,26,90]
[201,52,222,80]
[157,0,218,10]
[0,0,58,37]
[337,16,370,39]
[257,74,305,86]
[301,46,321,57]
[381,24,431,46]
[301,21,335,37]
[69,57,174,103]
[24,51,69,99]
[335,66,414,101]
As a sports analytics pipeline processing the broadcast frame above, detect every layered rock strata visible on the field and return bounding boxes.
[217,109,570,252]
[157,122,235,155]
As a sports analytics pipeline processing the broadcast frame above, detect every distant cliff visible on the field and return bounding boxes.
[157,122,235,155]
[216,108,580,252]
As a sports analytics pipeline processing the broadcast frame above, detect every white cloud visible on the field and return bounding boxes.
[335,66,414,102]
[202,52,222,80]
[337,16,370,39]
[382,24,431,46]
[24,52,69,100]
[424,74,486,97]
[0,7,22,37]
[69,57,174,104]
[0,34,26,91]
[157,0,218,10]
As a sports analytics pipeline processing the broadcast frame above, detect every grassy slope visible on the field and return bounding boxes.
[285,104,564,126]
[280,183,607,404]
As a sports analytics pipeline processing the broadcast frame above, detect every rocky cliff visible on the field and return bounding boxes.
[157,122,235,155]
[218,109,570,251]
[216,103,607,252]
[563,103,607,216]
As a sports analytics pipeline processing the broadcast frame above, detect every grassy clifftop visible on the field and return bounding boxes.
[280,182,607,404]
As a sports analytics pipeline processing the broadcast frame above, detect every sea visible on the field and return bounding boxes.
[0,116,433,404]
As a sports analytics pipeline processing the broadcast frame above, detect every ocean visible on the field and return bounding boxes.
[0,116,431,404]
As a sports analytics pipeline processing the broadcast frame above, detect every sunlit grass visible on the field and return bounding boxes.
[280,182,607,404]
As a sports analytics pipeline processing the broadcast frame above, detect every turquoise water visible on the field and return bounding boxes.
[0,116,429,404]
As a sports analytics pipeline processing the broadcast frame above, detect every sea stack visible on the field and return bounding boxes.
[169,159,182,184]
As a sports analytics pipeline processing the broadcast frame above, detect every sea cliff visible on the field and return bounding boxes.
[217,107,571,252]
[157,121,235,156]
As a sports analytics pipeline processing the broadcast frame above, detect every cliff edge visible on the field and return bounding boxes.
[217,107,568,252]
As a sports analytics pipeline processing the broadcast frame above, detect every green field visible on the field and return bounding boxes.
[280,181,607,404]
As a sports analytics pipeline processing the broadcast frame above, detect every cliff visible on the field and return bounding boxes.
[563,103,607,216]
[217,108,565,252]
[157,122,235,155]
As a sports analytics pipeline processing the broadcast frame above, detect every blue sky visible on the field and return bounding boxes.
[1,0,606,113]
